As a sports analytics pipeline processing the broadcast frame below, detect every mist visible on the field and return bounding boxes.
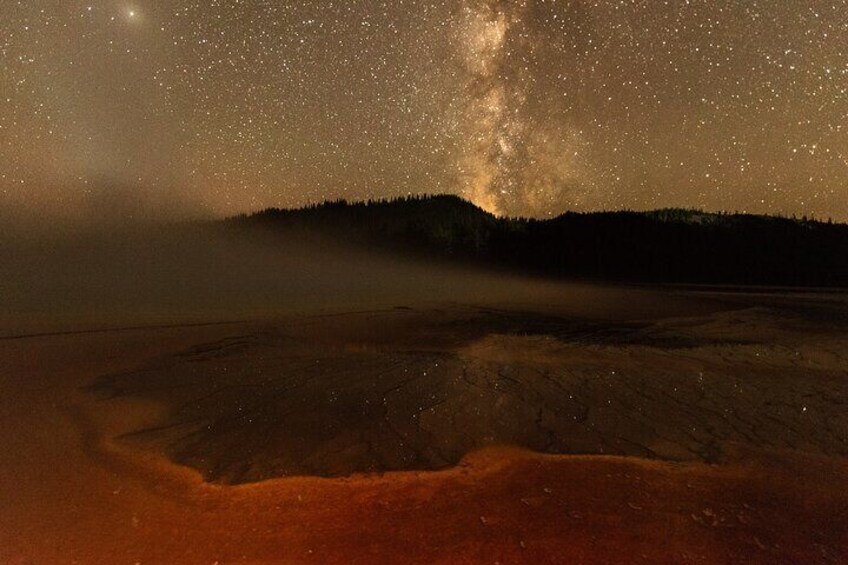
[0,220,556,337]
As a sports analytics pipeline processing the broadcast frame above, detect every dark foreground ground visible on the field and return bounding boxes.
[1,283,847,563]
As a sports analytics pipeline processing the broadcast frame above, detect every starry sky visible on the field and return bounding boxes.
[2,1,847,223]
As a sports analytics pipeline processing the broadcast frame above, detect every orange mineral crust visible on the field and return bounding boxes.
[1,301,847,564]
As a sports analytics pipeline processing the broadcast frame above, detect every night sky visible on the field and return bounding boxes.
[2,1,847,223]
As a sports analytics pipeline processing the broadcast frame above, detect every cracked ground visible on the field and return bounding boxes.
[87,300,848,484]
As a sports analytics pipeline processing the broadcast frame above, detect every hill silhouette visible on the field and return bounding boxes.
[229,195,848,288]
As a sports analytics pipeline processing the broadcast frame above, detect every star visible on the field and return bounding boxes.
[0,0,845,223]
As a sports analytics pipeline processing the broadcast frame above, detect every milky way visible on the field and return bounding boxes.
[455,0,593,216]
[1,1,847,223]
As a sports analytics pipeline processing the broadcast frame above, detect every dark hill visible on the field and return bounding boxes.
[228,195,848,288]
